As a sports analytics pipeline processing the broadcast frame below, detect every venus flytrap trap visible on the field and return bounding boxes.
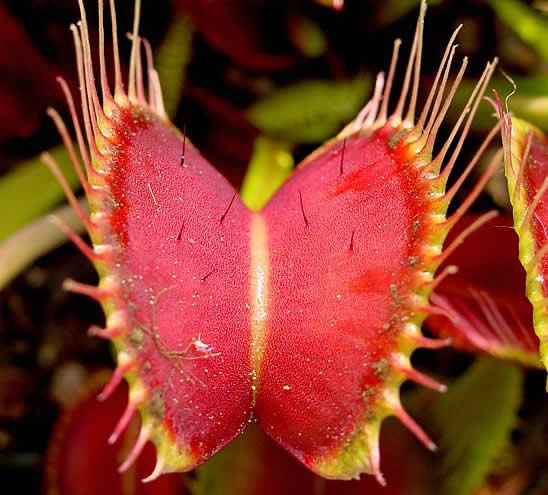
[497,96,548,386]
[42,0,503,485]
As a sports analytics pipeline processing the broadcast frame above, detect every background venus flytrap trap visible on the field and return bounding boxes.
[1,1,548,494]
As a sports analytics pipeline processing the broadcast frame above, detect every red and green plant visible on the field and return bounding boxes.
[1,1,548,494]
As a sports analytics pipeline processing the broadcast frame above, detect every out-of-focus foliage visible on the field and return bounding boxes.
[288,15,328,59]
[448,76,548,132]
[0,3,63,143]
[431,359,522,495]
[172,0,294,71]
[240,136,294,210]
[0,146,75,242]
[247,75,371,143]
[488,0,548,61]
[374,0,441,27]
[0,201,84,289]
[155,14,193,118]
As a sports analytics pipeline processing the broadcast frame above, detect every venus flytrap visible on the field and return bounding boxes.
[43,0,503,485]
[497,96,548,386]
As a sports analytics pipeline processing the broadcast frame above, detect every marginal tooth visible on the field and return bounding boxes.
[93,243,114,258]
[407,292,425,309]
[142,456,165,483]
[98,355,133,401]
[394,355,447,393]
[118,425,151,473]
[101,274,120,292]
[428,264,458,290]
[520,175,548,233]
[392,404,436,452]
[41,152,95,231]
[372,462,386,488]
[412,335,452,349]
[438,210,500,266]
[48,214,97,262]
[88,311,127,340]
[88,325,120,339]
[415,270,434,287]
[403,321,421,338]
[108,382,147,445]
[419,304,456,321]
[422,241,443,259]
[365,420,385,487]
[108,399,137,445]
[89,209,109,225]
[105,310,129,337]
[63,278,111,301]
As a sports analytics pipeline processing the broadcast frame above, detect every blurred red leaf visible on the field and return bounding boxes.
[45,370,184,495]
[0,4,61,142]
[173,0,295,71]
[427,215,541,367]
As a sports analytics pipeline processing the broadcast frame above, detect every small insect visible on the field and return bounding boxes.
[193,334,216,354]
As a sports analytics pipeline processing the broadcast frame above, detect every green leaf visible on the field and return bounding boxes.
[240,136,294,210]
[247,74,371,143]
[431,358,523,495]
[0,145,77,242]
[0,201,85,289]
[375,0,441,27]
[155,14,193,118]
[488,0,548,61]
[289,15,328,58]
[191,428,263,495]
